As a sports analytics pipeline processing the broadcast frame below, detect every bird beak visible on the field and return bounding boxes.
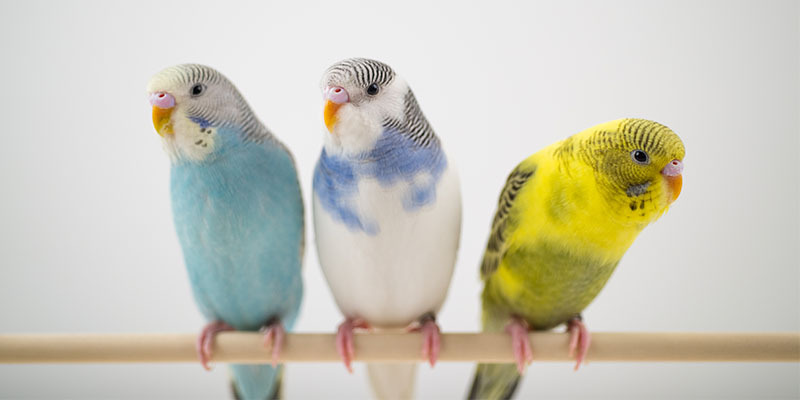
[661,159,684,203]
[149,92,176,136]
[323,86,349,133]
[323,101,341,133]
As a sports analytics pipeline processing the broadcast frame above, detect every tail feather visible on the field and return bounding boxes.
[229,364,283,400]
[467,363,520,400]
[367,363,417,400]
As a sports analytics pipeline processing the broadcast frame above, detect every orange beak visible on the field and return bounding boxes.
[324,100,342,133]
[152,106,174,136]
[666,175,682,203]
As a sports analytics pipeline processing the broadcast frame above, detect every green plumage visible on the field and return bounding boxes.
[483,240,620,331]
[469,164,619,399]
[468,119,686,399]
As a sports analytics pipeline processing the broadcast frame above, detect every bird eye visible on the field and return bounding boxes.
[366,83,380,96]
[190,84,205,97]
[631,150,650,165]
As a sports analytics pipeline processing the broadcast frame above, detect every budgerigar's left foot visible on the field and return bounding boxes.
[261,320,286,367]
[197,320,235,371]
[409,314,441,367]
[567,315,591,371]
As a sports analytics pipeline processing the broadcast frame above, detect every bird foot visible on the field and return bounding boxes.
[196,320,235,371]
[567,316,591,371]
[505,317,533,374]
[260,321,286,367]
[408,316,441,367]
[336,318,370,373]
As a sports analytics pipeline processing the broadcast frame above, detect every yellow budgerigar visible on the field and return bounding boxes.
[468,119,685,399]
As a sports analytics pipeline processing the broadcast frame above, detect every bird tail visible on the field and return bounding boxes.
[366,363,417,400]
[229,364,283,400]
[467,363,521,400]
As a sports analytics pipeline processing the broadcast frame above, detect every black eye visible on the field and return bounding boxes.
[190,84,205,97]
[631,150,650,164]
[366,83,380,96]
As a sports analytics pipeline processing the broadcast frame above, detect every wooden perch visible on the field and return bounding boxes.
[0,332,797,364]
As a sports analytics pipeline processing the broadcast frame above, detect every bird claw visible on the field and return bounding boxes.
[409,317,441,367]
[505,317,533,375]
[196,321,234,371]
[567,317,591,371]
[261,321,286,367]
[336,318,369,373]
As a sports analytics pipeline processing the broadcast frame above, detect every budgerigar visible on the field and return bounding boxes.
[468,119,685,399]
[312,58,461,399]
[147,64,304,399]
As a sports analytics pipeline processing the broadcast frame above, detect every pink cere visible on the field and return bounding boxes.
[149,92,176,109]
[662,159,684,177]
[325,86,350,104]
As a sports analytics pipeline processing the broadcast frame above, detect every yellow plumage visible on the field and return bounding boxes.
[470,118,685,399]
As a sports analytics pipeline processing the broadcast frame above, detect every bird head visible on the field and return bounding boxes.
[320,58,426,154]
[146,64,258,162]
[578,118,686,224]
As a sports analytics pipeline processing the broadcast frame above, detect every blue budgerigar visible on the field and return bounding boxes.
[313,58,462,399]
[147,64,304,399]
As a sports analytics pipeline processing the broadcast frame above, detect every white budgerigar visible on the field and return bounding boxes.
[312,58,462,399]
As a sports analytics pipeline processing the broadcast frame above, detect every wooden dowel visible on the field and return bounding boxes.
[0,332,797,364]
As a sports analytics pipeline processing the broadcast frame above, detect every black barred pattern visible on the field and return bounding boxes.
[323,58,438,148]
[573,118,684,218]
[151,64,277,145]
[161,64,225,88]
[579,119,682,165]
[382,90,438,147]
[323,58,395,88]
[481,165,536,278]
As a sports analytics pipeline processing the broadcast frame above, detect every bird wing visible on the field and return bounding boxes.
[480,162,536,279]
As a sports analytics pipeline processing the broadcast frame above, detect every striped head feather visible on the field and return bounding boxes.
[147,64,274,163]
[562,118,686,224]
[320,58,438,155]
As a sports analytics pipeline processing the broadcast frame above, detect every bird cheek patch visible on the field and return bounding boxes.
[194,127,215,149]
[625,182,651,198]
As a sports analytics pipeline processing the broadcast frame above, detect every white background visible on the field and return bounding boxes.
[0,0,798,398]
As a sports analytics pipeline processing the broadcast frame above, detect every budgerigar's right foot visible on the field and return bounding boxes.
[567,316,591,371]
[261,320,286,367]
[407,314,442,367]
[196,320,234,370]
[336,318,370,373]
[506,317,533,374]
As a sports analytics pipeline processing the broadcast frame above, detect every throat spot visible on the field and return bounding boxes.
[625,182,650,197]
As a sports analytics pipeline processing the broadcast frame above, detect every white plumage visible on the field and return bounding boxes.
[312,58,462,399]
[314,163,461,327]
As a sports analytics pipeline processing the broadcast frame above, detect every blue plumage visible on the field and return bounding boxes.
[313,130,446,235]
[188,115,214,129]
[148,63,304,399]
[171,126,304,398]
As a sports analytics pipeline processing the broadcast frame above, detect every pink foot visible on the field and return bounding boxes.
[567,317,591,371]
[408,317,441,367]
[261,321,286,367]
[336,318,370,373]
[506,317,533,374]
[421,319,441,367]
[196,321,234,371]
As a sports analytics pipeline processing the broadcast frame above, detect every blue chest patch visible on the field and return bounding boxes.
[189,116,213,129]
[313,130,447,235]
